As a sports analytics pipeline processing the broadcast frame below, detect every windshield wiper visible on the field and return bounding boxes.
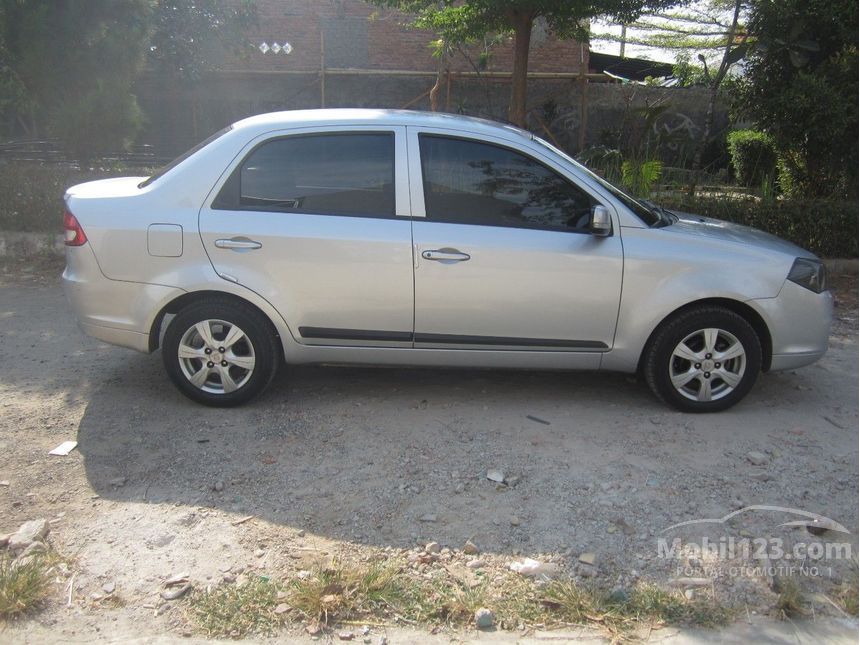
[640,199,676,227]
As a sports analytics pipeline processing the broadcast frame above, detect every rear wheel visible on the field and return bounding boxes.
[643,307,762,412]
[162,298,279,406]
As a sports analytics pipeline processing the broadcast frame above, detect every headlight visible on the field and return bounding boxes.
[787,258,827,293]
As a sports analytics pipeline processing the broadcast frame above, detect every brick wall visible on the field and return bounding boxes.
[227,0,587,74]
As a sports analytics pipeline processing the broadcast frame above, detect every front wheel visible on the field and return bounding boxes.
[643,307,762,412]
[162,298,280,407]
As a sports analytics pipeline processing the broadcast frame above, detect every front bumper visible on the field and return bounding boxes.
[751,280,833,371]
[62,244,182,353]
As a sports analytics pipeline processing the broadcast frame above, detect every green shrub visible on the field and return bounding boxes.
[726,130,778,188]
[0,161,152,233]
[660,194,858,258]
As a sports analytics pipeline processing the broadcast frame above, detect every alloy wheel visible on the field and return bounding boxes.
[668,327,746,402]
[177,319,256,394]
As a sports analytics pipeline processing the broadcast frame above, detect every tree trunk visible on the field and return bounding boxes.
[508,13,533,127]
[686,0,743,197]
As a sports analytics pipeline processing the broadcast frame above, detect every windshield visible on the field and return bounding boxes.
[531,136,663,227]
[139,125,233,188]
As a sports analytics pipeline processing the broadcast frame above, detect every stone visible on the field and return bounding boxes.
[161,583,192,600]
[746,451,768,466]
[474,607,495,630]
[510,516,521,527]
[306,622,323,636]
[462,540,479,555]
[273,602,289,615]
[424,541,441,554]
[419,514,437,523]
[102,581,116,594]
[109,477,127,488]
[486,469,505,483]
[338,632,354,641]
[466,559,485,569]
[213,481,225,492]
[578,552,597,566]
[8,519,49,553]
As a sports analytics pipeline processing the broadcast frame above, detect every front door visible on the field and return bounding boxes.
[409,129,624,352]
[199,126,414,346]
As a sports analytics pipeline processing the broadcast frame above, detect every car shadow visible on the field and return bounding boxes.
[74,352,835,555]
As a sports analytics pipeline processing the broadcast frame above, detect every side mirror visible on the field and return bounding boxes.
[591,205,612,237]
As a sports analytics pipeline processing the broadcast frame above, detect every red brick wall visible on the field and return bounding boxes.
[225,0,587,74]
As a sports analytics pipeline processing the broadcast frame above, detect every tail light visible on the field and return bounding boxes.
[63,208,88,246]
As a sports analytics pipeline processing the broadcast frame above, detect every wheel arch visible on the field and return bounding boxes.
[148,290,283,353]
[637,298,773,374]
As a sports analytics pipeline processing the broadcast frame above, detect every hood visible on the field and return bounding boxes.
[667,211,816,259]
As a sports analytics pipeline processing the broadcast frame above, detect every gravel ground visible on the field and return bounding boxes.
[0,257,857,643]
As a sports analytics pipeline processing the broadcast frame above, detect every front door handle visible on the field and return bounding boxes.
[214,237,262,251]
[421,248,471,262]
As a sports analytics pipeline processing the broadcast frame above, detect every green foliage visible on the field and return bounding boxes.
[0,0,151,156]
[672,52,708,87]
[659,194,859,258]
[726,129,777,188]
[148,0,258,82]
[0,162,153,233]
[733,0,858,198]
[621,158,663,196]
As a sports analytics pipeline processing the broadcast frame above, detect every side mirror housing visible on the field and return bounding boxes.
[591,205,612,237]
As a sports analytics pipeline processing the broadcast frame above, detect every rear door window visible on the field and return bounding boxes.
[215,132,395,217]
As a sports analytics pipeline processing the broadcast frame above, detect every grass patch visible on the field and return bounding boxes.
[188,560,733,639]
[774,578,809,619]
[0,553,54,620]
[543,580,732,637]
[191,577,285,638]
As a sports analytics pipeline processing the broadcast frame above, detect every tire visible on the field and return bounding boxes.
[643,306,762,413]
[162,297,280,407]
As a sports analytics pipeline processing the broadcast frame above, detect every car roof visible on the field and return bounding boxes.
[232,108,533,141]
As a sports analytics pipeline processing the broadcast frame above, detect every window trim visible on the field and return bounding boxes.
[415,132,611,236]
[212,130,399,220]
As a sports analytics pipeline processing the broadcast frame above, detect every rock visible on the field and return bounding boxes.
[296,529,306,537]
[746,451,768,466]
[578,552,597,566]
[109,477,127,488]
[8,519,49,553]
[684,589,695,600]
[273,602,289,615]
[463,540,479,555]
[510,516,521,527]
[577,564,597,578]
[164,572,190,586]
[0,533,9,548]
[750,472,771,482]
[425,541,441,554]
[102,581,116,594]
[0,480,9,487]
[213,481,225,492]
[474,607,495,630]
[306,622,323,636]
[254,549,265,558]
[419,514,437,523]
[507,475,521,487]
[466,559,485,569]
[338,632,354,641]
[161,583,192,600]
[509,558,560,579]
[608,588,630,603]
[486,469,505,484]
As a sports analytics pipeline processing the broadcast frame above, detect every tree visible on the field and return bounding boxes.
[734,0,858,198]
[0,0,151,158]
[593,1,749,193]
[148,0,258,82]
[370,1,677,127]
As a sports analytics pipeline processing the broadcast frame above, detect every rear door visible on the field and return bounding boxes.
[199,126,414,346]
[408,128,624,355]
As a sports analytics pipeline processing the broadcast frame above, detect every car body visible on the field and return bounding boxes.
[62,109,833,411]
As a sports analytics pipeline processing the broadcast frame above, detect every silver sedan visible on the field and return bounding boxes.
[62,109,832,412]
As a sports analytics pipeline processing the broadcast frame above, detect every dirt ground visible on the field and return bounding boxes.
[0,257,857,643]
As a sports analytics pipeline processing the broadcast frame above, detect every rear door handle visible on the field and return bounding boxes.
[214,237,262,251]
[421,249,471,262]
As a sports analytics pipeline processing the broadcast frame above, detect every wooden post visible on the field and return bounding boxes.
[445,70,452,112]
[320,29,326,108]
[578,43,588,152]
